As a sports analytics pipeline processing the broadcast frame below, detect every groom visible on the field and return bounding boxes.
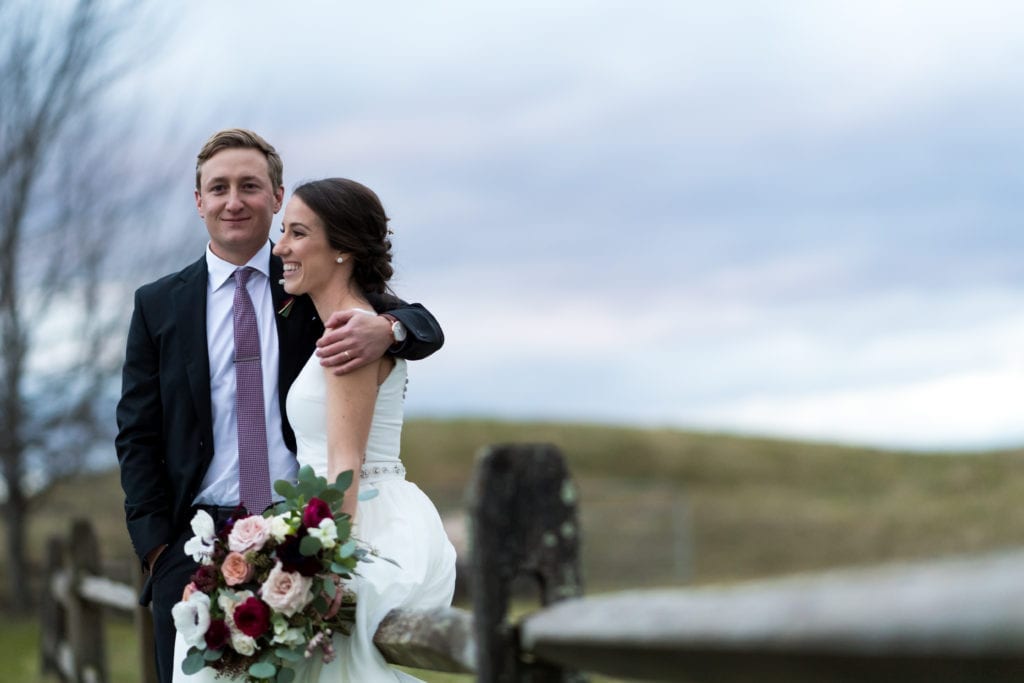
[115,128,444,683]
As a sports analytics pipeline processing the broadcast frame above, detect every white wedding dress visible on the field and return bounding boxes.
[172,357,457,682]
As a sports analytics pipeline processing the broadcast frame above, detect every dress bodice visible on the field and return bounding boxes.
[286,357,408,481]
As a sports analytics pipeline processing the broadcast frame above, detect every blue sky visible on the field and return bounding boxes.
[119,1,1024,450]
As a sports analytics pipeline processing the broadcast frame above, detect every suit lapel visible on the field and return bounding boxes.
[174,256,213,441]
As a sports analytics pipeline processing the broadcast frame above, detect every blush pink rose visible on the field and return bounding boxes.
[228,515,271,553]
[260,561,313,617]
[221,552,254,586]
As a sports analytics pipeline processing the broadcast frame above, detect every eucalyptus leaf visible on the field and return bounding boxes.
[319,488,342,503]
[358,487,379,502]
[203,648,223,661]
[338,539,356,558]
[297,480,319,499]
[277,666,296,683]
[334,469,353,491]
[275,646,304,662]
[297,465,317,484]
[274,479,298,498]
[181,651,206,675]
[335,514,351,531]
[249,661,276,678]
[312,594,329,613]
[323,577,336,598]
[299,534,322,556]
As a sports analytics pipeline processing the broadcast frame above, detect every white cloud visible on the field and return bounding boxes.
[694,367,1024,450]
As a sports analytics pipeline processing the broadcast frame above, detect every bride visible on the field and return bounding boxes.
[172,177,457,681]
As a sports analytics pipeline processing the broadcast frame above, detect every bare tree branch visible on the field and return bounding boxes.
[0,0,182,611]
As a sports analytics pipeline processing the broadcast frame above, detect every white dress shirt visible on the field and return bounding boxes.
[193,241,297,507]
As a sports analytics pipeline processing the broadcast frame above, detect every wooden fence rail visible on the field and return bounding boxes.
[39,444,1024,682]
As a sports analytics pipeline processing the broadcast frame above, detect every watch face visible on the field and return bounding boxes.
[392,321,407,342]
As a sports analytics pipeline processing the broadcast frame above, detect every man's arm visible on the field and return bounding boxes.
[317,295,444,375]
[115,290,173,569]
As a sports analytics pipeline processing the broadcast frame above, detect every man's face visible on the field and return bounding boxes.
[195,148,284,265]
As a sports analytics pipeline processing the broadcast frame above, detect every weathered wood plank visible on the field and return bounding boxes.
[374,606,476,673]
[520,550,1024,682]
[79,574,138,611]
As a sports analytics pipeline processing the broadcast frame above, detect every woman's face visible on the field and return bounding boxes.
[273,196,344,297]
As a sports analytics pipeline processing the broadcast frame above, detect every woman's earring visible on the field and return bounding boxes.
[336,256,345,264]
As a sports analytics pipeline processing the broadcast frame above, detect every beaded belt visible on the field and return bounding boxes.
[360,462,406,483]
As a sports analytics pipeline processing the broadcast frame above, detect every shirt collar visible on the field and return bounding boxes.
[206,241,272,291]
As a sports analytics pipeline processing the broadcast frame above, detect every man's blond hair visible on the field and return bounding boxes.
[195,128,283,190]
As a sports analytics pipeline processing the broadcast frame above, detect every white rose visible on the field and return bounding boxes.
[230,631,257,656]
[269,513,293,543]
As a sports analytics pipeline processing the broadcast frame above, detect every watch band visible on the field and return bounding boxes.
[380,313,404,343]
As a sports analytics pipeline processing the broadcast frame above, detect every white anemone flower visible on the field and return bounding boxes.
[171,591,211,648]
[183,509,216,565]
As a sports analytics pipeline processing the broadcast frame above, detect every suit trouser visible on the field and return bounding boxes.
[149,526,199,683]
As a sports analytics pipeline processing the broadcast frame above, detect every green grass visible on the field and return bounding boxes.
[5,418,1024,680]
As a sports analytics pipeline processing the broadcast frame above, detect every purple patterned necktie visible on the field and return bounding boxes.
[233,267,272,514]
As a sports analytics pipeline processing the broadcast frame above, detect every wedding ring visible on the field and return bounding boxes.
[344,350,351,360]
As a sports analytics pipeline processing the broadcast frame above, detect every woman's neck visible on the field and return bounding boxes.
[310,282,369,322]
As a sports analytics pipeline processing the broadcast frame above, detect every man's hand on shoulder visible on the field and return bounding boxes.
[317,309,395,375]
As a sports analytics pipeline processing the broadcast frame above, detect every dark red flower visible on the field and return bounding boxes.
[191,564,219,593]
[276,533,321,577]
[204,619,230,650]
[233,596,271,638]
[302,497,332,529]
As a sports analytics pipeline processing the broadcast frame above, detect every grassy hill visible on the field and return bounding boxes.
[12,418,1024,600]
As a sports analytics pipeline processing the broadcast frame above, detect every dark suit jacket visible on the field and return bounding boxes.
[115,252,443,573]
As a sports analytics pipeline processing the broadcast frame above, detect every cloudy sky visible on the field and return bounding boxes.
[121,1,1024,451]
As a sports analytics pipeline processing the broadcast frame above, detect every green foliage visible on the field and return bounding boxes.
[299,535,322,556]
[181,650,205,674]
[247,661,275,678]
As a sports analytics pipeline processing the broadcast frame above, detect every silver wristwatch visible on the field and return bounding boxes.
[382,314,407,343]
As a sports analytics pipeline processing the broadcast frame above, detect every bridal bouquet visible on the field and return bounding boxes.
[173,466,377,682]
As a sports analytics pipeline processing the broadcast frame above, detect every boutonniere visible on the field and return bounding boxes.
[277,296,295,318]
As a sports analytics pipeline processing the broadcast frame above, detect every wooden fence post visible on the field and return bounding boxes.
[66,518,108,683]
[40,535,67,676]
[468,443,585,682]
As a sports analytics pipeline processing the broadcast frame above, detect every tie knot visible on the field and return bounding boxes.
[233,267,255,287]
